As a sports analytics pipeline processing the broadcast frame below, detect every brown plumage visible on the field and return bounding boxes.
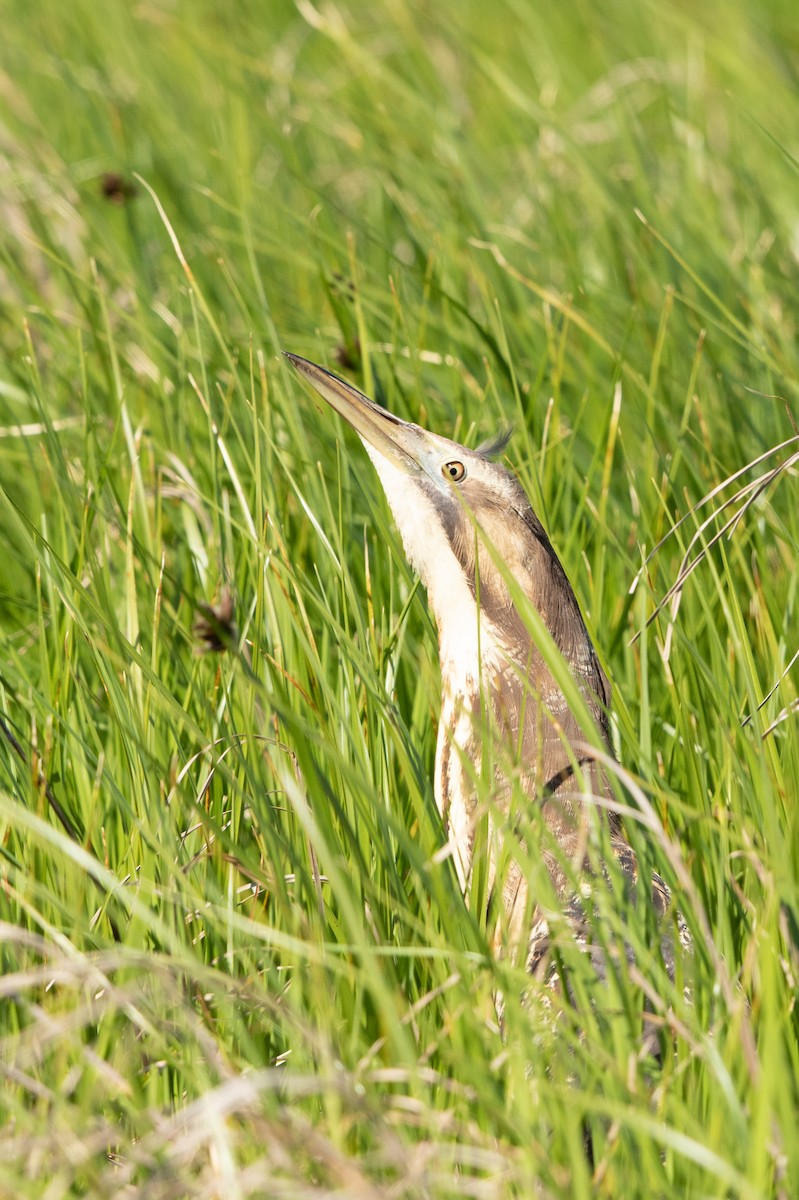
[287,353,672,976]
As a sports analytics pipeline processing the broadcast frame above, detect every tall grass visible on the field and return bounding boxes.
[1,0,797,1195]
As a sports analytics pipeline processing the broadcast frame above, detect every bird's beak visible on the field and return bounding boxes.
[284,353,424,474]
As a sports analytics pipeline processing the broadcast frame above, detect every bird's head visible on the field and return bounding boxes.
[285,353,595,676]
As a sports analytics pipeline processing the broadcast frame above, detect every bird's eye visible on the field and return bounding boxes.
[442,460,466,482]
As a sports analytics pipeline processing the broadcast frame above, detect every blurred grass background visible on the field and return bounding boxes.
[1,0,798,1195]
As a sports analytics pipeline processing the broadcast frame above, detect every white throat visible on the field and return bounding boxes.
[364,442,503,888]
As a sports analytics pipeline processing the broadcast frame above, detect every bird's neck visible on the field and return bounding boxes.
[432,569,503,689]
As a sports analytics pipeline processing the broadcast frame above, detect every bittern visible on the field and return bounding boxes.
[287,353,669,973]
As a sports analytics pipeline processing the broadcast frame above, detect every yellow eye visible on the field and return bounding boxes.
[442,460,466,482]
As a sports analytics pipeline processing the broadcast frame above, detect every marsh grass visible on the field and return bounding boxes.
[1,1,798,1195]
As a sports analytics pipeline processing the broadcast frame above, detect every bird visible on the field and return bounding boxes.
[286,352,672,977]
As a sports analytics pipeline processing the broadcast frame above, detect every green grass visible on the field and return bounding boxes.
[1,0,798,1195]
